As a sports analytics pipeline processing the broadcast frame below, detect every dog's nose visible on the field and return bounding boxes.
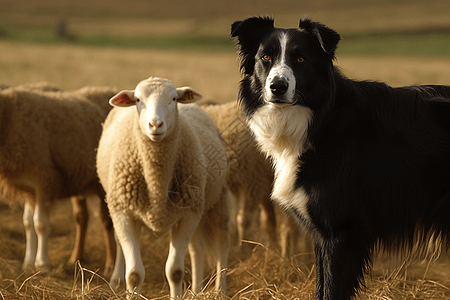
[270,79,288,96]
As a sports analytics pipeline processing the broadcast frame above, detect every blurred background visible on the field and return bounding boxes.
[1,0,450,53]
[1,0,450,44]
[0,0,450,101]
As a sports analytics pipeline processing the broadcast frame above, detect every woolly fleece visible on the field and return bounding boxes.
[97,101,229,234]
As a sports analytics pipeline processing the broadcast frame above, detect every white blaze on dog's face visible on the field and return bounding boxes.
[109,77,202,142]
[250,29,314,153]
[259,32,296,106]
[254,31,302,107]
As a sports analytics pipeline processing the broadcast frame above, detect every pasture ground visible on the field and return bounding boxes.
[1,42,450,299]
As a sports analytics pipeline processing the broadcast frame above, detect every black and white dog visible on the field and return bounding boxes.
[231,16,450,299]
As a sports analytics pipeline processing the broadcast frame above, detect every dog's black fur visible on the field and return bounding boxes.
[231,16,450,299]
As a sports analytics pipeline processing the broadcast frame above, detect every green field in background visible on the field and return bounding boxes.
[1,26,450,57]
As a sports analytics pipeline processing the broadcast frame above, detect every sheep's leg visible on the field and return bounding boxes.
[235,192,247,245]
[212,197,231,293]
[214,255,228,292]
[197,192,232,293]
[201,221,229,293]
[279,212,300,258]
[98,194,115,276]
[33,190,51,271]
[23,201,37,270]
[214,233,229,293]
[276,205,295,258]
[279,219,290,258]
[68,195,88,267]
[112,211,143,295]
[166,215,201,299]
[188,236,204,294]
[110,233,126,290]
[259,195,277,247]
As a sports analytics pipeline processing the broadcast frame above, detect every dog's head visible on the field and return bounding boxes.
[231,16,340,115]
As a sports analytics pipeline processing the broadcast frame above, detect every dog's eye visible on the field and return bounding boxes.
[297,57,305,63]
[262,54,271,62]
[136,98,140,102]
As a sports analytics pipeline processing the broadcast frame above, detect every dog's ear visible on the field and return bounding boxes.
[231,16,274,74]
[299,16,340,58]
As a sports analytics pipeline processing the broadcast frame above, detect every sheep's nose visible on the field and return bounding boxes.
[270,79,288,96]
[149,120,163,128]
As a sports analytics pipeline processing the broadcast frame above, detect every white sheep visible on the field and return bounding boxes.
[96,77,232,297]
[201,101,305,257]
[0,85,117,274]
[200,102,275,244]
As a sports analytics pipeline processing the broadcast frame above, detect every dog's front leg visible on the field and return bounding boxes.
[313,230,371,300]
[314,244,325,300]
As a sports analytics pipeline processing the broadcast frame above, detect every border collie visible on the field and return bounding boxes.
[231,16,450,299]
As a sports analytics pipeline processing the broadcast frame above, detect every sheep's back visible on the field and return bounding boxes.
[74,86,116,116]
[0,88,112,198]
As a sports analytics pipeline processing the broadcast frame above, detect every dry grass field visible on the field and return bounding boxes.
[2,42,450,102]
[2,0,450,299]
[2,42,450,300]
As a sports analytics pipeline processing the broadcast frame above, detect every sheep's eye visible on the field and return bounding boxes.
[173,97,177,101]
[262,54,271,62]
[297,57,305,63]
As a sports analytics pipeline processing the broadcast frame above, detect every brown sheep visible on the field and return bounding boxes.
[0,85,116,274]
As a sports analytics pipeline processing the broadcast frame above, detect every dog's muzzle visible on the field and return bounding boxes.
[267,77,294,106]
[270,78,288,96]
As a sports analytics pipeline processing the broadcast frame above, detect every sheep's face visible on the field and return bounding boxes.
[109,77,203,142]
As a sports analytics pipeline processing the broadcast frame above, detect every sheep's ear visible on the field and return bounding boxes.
[109,90,136,107]
[176,87,203,104]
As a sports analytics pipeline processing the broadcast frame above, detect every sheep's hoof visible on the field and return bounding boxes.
[128,272,141,290]
[124,272,142,299]
[67,255,82,268]
[110,276,124,291]
[35,263,52,274]
[66,258,81,273]
[22,262,35,273]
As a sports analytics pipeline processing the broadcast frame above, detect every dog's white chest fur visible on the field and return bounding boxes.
[249,104,313,222]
